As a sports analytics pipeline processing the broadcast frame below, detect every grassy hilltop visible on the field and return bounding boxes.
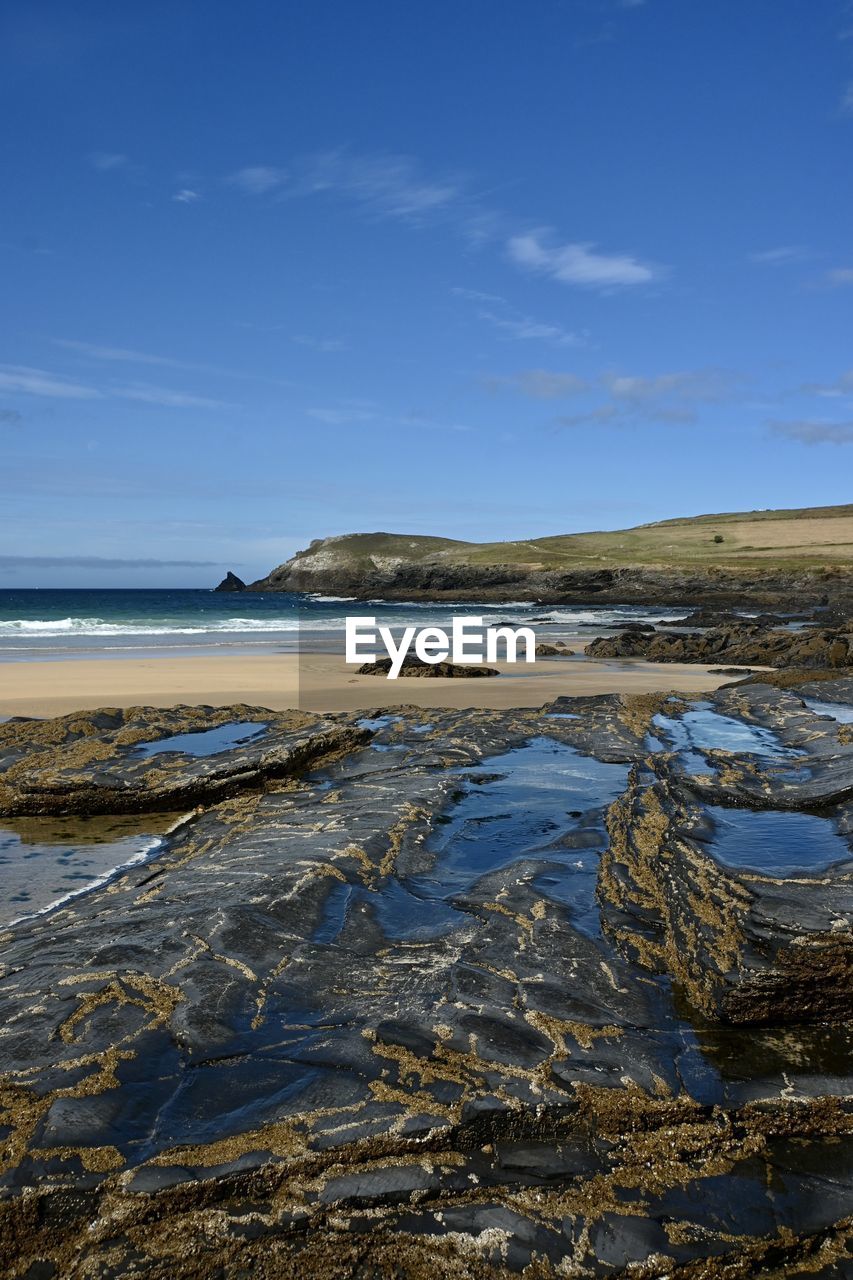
[284,505,853,575]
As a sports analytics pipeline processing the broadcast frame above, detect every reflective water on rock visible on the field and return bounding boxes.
[0,811,185,926]
[649,704,801,776]
[653,705,793,757]
[356,715,401,732]
[133,720,269,757]
[410,738,629,933]
[698,804,853,877]
[803,697,853,724]
[313,879,463,945]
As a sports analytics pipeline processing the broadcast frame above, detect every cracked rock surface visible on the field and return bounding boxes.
[0,688,851,1277]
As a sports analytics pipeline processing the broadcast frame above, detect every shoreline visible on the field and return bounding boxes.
[0,650,737,717]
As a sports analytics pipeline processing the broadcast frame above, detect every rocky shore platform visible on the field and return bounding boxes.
[1,678,852,1277]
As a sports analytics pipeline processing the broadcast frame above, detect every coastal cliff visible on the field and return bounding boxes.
[249,505,853,608]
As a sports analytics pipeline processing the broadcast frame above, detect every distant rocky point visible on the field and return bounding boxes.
[214,570,246,592]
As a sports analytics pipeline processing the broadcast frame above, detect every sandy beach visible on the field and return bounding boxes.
[0,651,737,718]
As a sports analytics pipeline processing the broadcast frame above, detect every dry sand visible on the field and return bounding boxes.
[0,652,739,718]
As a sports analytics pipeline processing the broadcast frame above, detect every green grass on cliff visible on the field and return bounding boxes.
[291,505,853,574]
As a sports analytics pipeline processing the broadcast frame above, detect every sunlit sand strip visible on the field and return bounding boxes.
[0,652,738,718]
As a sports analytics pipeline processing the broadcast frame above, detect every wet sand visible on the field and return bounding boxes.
[0,651,739,718]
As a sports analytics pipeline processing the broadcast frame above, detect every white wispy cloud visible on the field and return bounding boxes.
[825,267,853,286]
[292,334,347,352]
[227,166,288,195]
[172,188,200,204]
[508,230,658,288]
[52,338,293,387]
[88,152,129,171]
[119,383,233,409]
[478,309,584,347]
[605,369,733,404]
[484,369,589,399]
[54,339,192,369]
[181,147,665,301]
[841,81,853,113]
[1,363,232,409]
[556,368,737,428]
[0,555,220,570]
[451,286,508,306]
[307,403,471,432]
[749,245,810,266]
[307,406,376,425]
[289,150,462,224]
[394,412,471,434]
[452,286,587,348]
[799,371,853,398]
[769,419,853,444]
[0,365,102,399]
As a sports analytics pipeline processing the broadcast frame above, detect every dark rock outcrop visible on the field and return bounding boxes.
[535,640,575,656]
[214,570,246,592]
[251,558,852,610]
[358,655,500,677]
[587,620,853,669]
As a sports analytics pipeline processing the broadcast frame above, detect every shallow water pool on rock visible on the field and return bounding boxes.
[697,805,853,877]
[803,697,853,724]
[649,705,800,776]
[0,811,185,926]
[133,720,269,757]
[653,705,794,757]
[409,737,629,932]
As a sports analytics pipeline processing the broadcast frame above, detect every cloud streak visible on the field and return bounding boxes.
[484,369,589,399]
[749,245,810,266]
[228,150,664,289]
[0,555,221,570]
[508,230,658,289]
[53,338,295,390]
[0,365,101,400]
[825,267,853,286]
[292,334,347,352]
[227,165,288,195]
[0,364,233,409]
[555,368,738,427]
[768,419,853,445]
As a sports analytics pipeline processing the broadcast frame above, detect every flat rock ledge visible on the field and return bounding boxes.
[0,685,852,1277]
[0,704,368,816]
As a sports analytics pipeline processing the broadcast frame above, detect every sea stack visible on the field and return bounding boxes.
[214,570,246,592]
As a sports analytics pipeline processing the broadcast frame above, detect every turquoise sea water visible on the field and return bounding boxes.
[0,589,689,661]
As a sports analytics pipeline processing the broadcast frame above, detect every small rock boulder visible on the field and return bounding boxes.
[358,656,499,678]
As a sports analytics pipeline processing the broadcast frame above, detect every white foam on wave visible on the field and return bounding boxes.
[0,616,304,637]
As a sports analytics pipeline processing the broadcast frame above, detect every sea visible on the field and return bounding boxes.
[0,588,690,662]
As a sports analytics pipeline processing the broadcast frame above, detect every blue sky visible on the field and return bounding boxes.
[2,0,853,587]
